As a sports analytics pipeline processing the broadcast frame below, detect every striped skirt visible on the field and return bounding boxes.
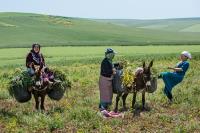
[99,75,113,105]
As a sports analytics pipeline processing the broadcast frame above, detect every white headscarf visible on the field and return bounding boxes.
[181,51,192,59]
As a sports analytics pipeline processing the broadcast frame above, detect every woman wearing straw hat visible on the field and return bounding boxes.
[158,51,192,103]
[99,48,117,111]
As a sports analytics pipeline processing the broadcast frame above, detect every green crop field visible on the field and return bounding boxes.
[0,46,200,132]
[0,45,200,68]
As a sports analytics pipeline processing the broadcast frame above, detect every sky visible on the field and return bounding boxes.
[0,0,200,19]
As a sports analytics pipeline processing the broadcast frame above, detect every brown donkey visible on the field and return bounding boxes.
[31,69,49,110]
[114,60,153,112]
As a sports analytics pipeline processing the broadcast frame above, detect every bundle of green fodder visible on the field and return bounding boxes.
[112,60,135,92]
[121,61,157,93]
[9,69,33,103]
[122,66,135,88]
[48,68,71,101]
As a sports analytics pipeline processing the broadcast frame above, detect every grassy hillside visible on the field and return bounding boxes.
[0,12,200,48]
[96,18,200,32]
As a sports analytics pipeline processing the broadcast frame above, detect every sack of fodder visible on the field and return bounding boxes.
[146,77,157,93]
[112,69,124,93]
[47,68,71,101]
[9,70,33,103]
[48,82,68,101]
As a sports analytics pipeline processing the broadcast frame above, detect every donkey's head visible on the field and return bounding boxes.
[142,60,153,87]
[34,69,42,88]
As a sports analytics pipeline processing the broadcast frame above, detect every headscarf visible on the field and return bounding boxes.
[31,43,40,53]
[31,43,42,64]
[181,51,192,59]
[105,48,117,61]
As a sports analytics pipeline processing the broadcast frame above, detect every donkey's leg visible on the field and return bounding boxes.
[40,93,46,110]
[132,91,137,109]
[114,93,122,112]
[142,91,146,110]
[33,92,39,110]
[122,93,128,111]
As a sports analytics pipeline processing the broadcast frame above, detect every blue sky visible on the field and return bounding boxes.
[0,0,200,19]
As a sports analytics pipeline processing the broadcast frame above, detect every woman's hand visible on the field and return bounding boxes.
[167,67,174,70]
[28,62,34,68]
[113,68,116,74]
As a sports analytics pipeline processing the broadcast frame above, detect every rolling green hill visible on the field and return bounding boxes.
[96,18,200,32]
[0,12,200,48]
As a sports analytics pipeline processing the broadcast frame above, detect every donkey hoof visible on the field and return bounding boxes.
[121,107,128,112]
[142,107,146,111]
[41,107,45,111]
[142,106,150,111]
[114,109,118,113]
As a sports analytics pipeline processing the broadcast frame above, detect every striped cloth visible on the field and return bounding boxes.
[99,75,113,109]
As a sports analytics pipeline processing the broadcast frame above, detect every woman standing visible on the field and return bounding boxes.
[99,48,117,110]
[159,51,192,103]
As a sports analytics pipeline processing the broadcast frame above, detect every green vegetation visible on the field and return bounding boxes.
[0,46,200,132]
[0,12,200,48]
[0,11,200,132]
[0,45,200,68]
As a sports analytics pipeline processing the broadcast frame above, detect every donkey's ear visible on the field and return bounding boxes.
[148,60,154,68]
[143,62,146,68]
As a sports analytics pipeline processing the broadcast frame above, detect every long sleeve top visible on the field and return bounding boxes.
[26,51,45,70]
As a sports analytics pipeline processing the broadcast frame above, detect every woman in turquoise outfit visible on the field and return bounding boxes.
[159,51,192,103]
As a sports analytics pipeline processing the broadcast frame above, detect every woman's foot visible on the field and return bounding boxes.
[158,74,162,79]
[168,99,173,104]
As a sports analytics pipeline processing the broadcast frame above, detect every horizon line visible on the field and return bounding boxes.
[1,11,200,20]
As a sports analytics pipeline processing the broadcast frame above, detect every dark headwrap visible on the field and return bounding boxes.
[31,43,42,64]
[31,43,41,53]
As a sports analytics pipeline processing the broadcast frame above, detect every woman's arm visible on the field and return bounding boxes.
[26,53,33,68]
[168,67,183,72]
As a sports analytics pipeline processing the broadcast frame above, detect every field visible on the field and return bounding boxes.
[1,45,200,68]
[0,12,200,48]
[0,46,200,132]
[1,11,200,133]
